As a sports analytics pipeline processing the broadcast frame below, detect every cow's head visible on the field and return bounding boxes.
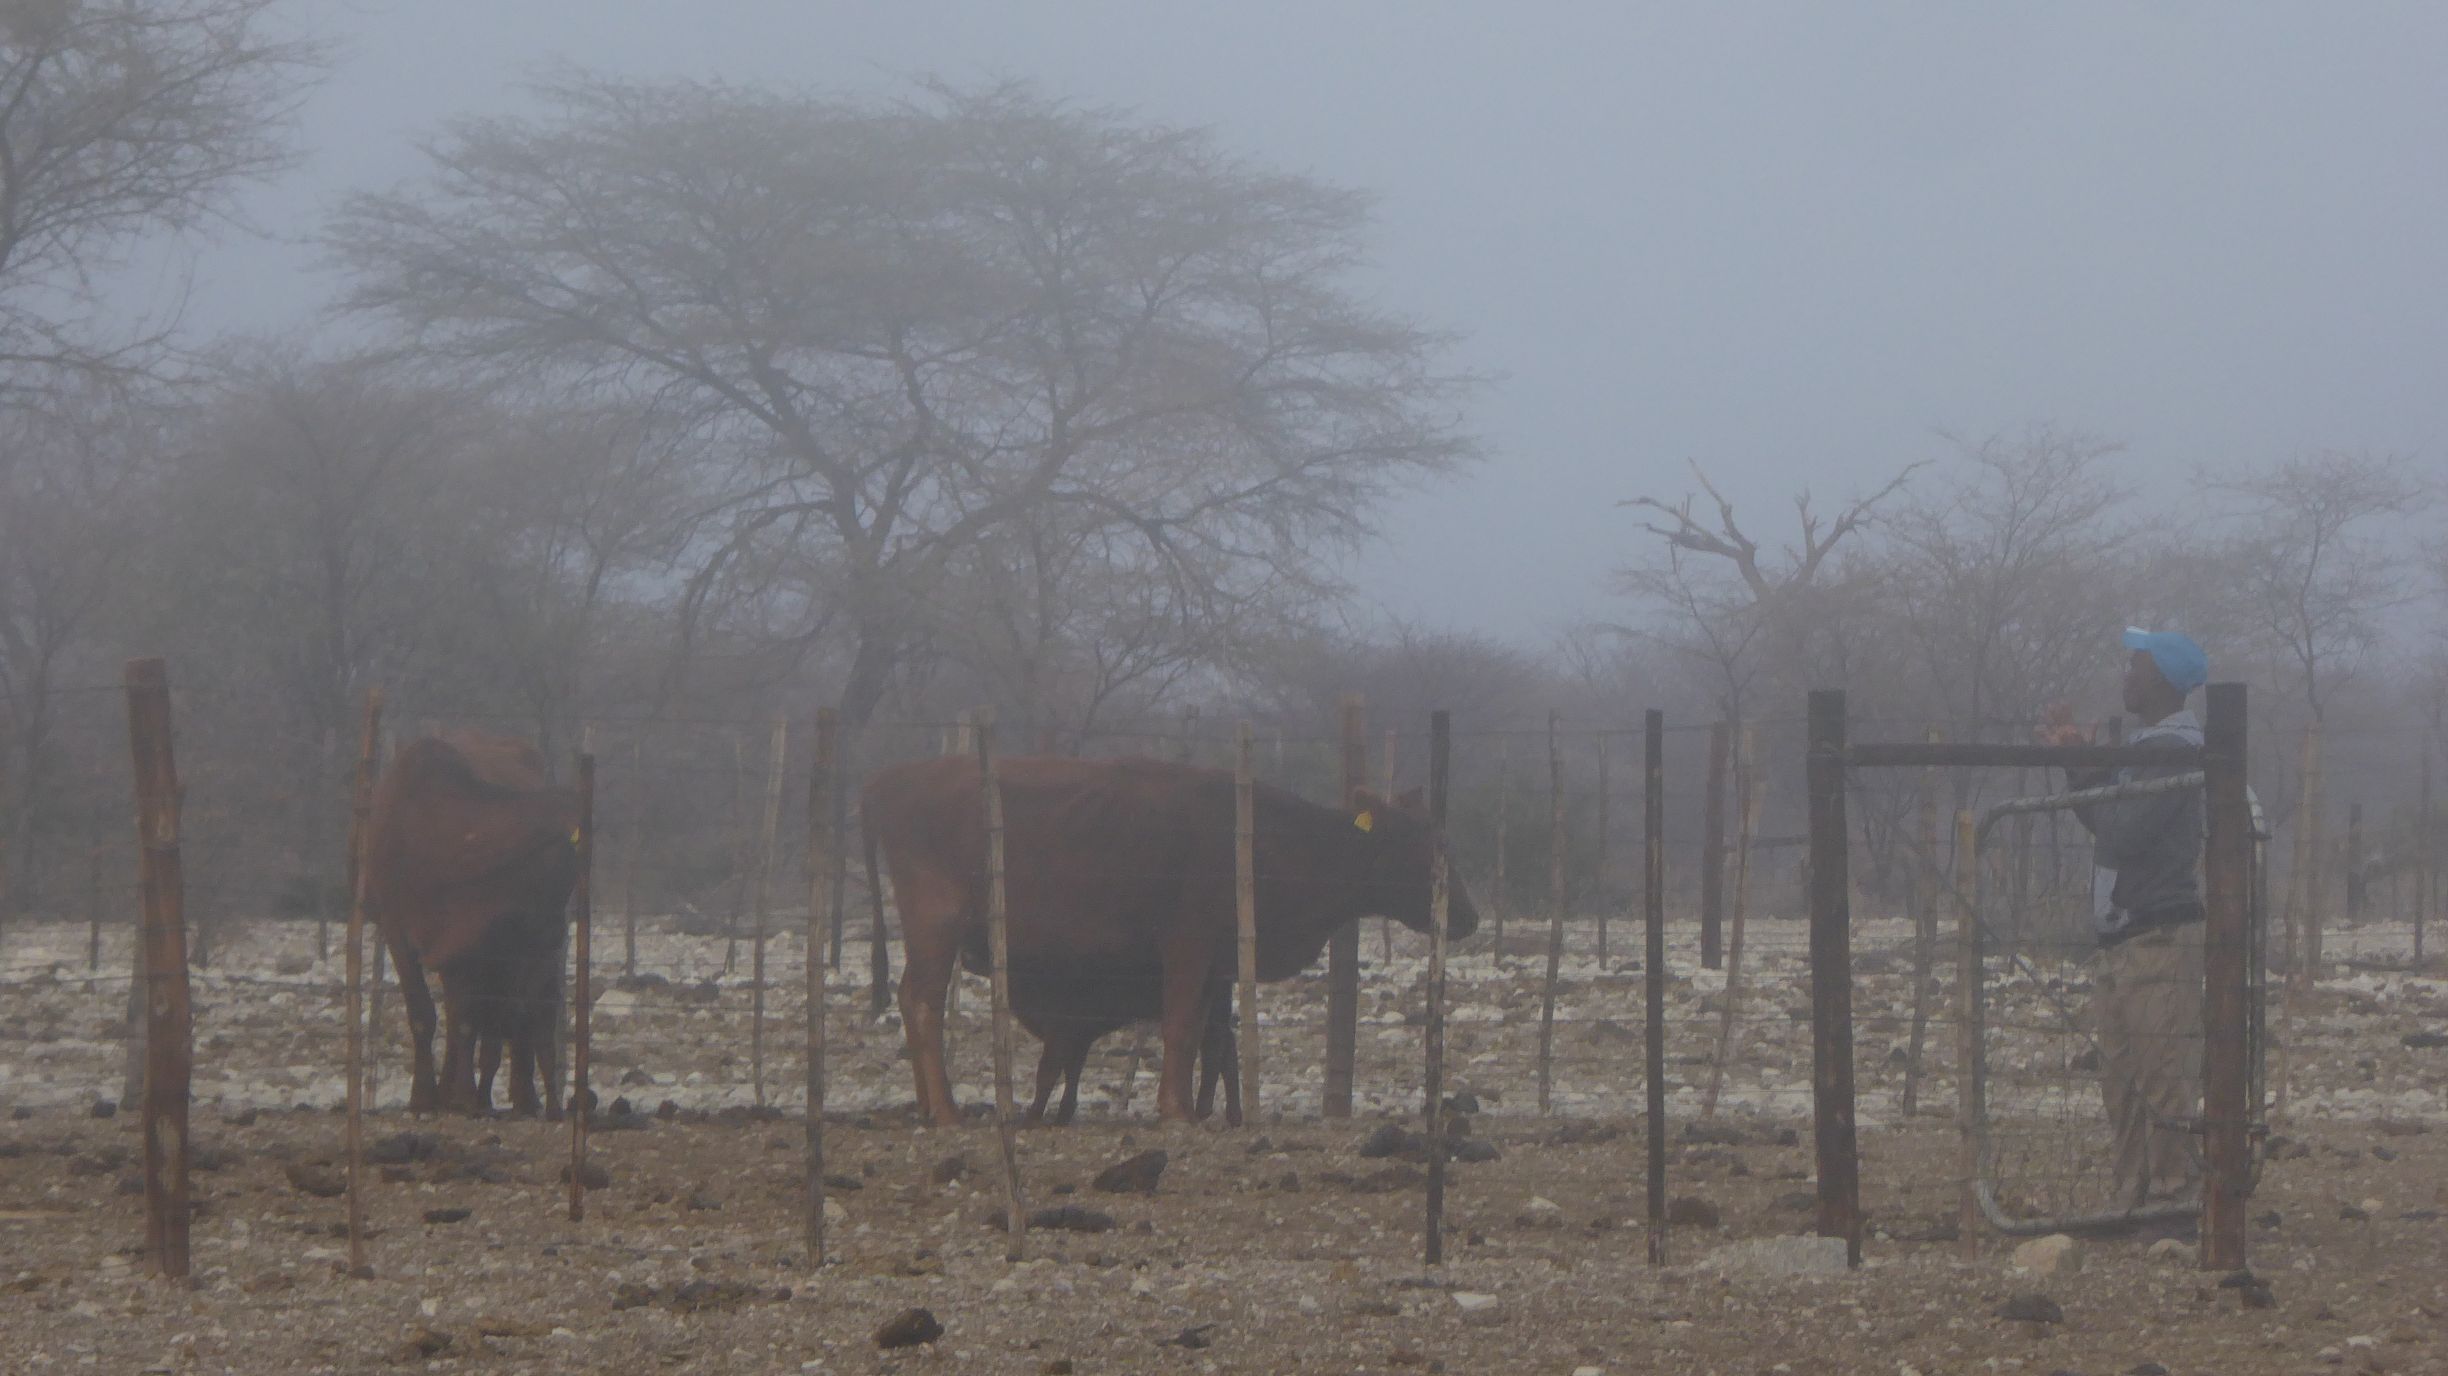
[1351,787,1480,941]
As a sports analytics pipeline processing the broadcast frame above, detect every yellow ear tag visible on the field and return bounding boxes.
[1353,811,1373,833]
[570,827,583,846]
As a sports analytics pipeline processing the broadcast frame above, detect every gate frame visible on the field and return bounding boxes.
[1807,683,2256,1272]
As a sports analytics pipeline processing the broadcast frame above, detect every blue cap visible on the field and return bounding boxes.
[2122,627,2207,694]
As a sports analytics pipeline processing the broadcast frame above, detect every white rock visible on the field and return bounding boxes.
[823,1198,847,1225]
[1575,1368,1605,1376]
[1518,1195,1564,1227]
[2010,1233,2082,1277]
[2346,1335,2377,1350]
[1451,1291,1503,1327]
[2145,1237,2189,1263]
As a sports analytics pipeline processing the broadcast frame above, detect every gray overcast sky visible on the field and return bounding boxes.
[182,2,2448,643]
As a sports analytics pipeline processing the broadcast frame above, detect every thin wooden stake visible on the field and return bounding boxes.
[1597,731,1612,965]
[1701,728,1764,1118]
[342,687,383,1278]
[2420,748,2434,968]
[1700,723,1728,970]
[1537,711,1566,1114]
[1806,690,1861,1267]
[1422,710,1452,1266]
[1492,740,1510,959]
[1383,726,1397,964]
[976,711,1026,1260]
[566,750,595,1222]
[805,709,837,1264]
[1236,722,1261,1124]
[1954,808,1981,1261]
[750,717,789,1107]
[724,732,749,975]
[124,657,191,1282]
[86,845,102,972]
[1901,729,1941,1117]
[621,741,641,979]
[1642,710,1667,1264]
[1324,695,1365,1118]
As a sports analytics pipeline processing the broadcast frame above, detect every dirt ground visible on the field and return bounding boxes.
[3,915,2445,1376]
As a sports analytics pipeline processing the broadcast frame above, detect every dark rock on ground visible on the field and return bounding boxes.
[558,1161,611,1190]
[1027,1204,1117,1233]
[284,1162,346,1198]
[1666,1197,1722,1228]
[394,1326,453,1362]
[1158,1324,1218,1350]
[368,1131,441,1165]
[611,1283,658,1311]
[1093,1149,1168,1195]
[875,1307,944,1349]
[1996,1293,2064,1324]
[88,1100,117,1119]
[422,1208,470,1224]
[1358,1124,1425,1160]
[930,1154,970,1184]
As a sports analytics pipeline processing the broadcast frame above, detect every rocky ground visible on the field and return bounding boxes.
[2,915,2444,1375]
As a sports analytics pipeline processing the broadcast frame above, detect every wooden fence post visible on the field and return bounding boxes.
[1805,689,1861,1267]
[1596,731,1611,966]
[1324,695,1365,1118]
[1954,809,1981,1261]
[976,711,1026,1260]
[566,749,595,1222]
[868,807,893,1021]
[1236,722,1261,1124]
[2201,682,2253,1272]
[1383,726,1398,964]
[1422,710,1452,1266]
[2420,749,2434,968]
[124,657,191,1282]
[1492,740,1511,959]
[2345,802,2365,925]
[724,732,750,975]
[805,709,836,1264]
[750,717,788,1107]
[342,687,383,1278]
[1701,723,1728,970]
[1643,710,1667,1264]
[1537,711,1566,1114]
[86,845,102,972]
[621,741,641,980]
[1902,728,1940,1117]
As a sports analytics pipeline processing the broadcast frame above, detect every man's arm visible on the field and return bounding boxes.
[2078,763,2199,868]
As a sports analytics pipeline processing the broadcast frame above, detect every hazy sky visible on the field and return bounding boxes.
[183,2,2448,643]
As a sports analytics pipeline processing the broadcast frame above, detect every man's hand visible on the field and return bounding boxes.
[2036,701,2093,749]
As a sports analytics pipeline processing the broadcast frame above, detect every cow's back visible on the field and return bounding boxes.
[368,732,581,969]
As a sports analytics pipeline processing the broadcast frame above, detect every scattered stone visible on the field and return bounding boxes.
[1157,1324,1218,1349]
[875,1307,944,1349]
[421,1208,470,1225]
[2012,1233,2084,1278]
[283,1162,347,1199]
[1348,1164,1426,1194]
[1093,1149,1168,1195]
[1443,1091,1481,1115]
[1702,1236,1848,1278]
[368,1131,441,1165]
[611,1282,658,1311]
[1666,1197,1723,1229]
[89,1100,117,1120]
[2339,1202,2370,1222]
[275,954,314,976]
[2400,1031,2448,1049]
[1995,1293,2064,1324]
[2254,1210,2283,1230]
[669,1278,765,1312]
[1359,1124,1426,1159]
[2238,1280,2276,1309]
[1771,1190,1819,1213]
[558,1161,611,1191]
[394,1326,453,1363]
[930,1154,971,1185]
[2145,1237,2188,1263]
[1516,1196,1564,1228]
[2371,1145,2398,1162]
[1452,1291,1503,1327]
[684,1190,722,1212]
[2126,1364,2169,1376]
[223,1107,258,1127]
[1041,1361,1074,1375]
[1450,1137,1501,1164]
[619,1067,656,1085]
[824,1172,863,1192]
[8,1106,31,1121]
[1026,1204,1117,1234]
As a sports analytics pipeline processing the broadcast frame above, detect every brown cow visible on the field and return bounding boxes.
[365,730,580,1118]
[865,755,1478,1127]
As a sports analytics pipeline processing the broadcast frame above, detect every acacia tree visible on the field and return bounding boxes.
[0,0,319,397]
[329,77,1474,733]
[0,381,166,913]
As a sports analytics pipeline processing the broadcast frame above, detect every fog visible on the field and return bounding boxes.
[180,2,2448,637]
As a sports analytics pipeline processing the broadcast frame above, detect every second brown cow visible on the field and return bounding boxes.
[864,755,1478,1127]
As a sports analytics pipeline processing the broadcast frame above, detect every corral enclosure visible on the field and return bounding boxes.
[4,700,2447,1375]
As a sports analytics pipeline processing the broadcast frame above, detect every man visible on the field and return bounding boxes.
[2040,627,2209,1219]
